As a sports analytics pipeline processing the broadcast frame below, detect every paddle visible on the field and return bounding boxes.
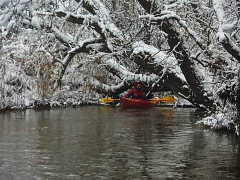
[100,97,120,104]
[150,96,174,104]
[100,96,174,104]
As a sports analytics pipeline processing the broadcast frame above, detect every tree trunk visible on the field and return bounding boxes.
[236,68,240,128]
[162,22,213,108]
[136,0,214,109]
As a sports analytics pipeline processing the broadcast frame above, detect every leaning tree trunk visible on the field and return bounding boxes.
[162,22,213,108]
[137,0,214,110]
[236,68,240,130]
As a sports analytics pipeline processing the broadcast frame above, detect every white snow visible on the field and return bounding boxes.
[132,41,186,82]
[0,0,239,135]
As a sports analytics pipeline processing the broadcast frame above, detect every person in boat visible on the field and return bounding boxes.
[124,82,146,99]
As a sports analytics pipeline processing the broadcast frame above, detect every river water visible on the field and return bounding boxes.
[0,106,240,180]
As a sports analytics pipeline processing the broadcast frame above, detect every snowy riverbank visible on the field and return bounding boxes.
[0,90,238,136]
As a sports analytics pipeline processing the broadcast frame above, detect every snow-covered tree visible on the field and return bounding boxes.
[1,0,240,134]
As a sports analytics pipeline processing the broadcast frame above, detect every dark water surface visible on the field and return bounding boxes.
[0,106,240,180]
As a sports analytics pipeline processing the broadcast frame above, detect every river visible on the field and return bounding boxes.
[0,106,240,180]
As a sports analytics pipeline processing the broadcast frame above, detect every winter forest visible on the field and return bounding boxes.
[1,0,240,134]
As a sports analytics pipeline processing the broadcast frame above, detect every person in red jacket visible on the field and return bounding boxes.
[124,82,146,99]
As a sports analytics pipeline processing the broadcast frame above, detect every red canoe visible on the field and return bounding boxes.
[120,97,155,109]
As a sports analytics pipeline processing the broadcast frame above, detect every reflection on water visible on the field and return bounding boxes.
[0,106,240,180]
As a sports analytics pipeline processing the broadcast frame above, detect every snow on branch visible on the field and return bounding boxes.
[164,0,183,10]
[52,27,108,87]
[55,10,103,36]
[55,10,98,25]
[132,41,186,82]
[131,41,203,104]
[75,0,124,40]
[220,35,240,62]
[86,52,160,94]
[53,26,110,55]
[88,77,128,95]
[0,9,13,27]
[56,37,106,86]
[0,0,31,37]
[213,0,240,61]
[52,27,75,48]
[88,70,158,95]
[213,0,237,41]
[101,56,159,83]
[140,11,207,52]
[68,37,105,54]
[52,27,105,51]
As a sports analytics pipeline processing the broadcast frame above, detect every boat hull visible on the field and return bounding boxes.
[120,97,154,109]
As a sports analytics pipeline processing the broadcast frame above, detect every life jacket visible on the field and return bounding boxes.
[125,88,145,99]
